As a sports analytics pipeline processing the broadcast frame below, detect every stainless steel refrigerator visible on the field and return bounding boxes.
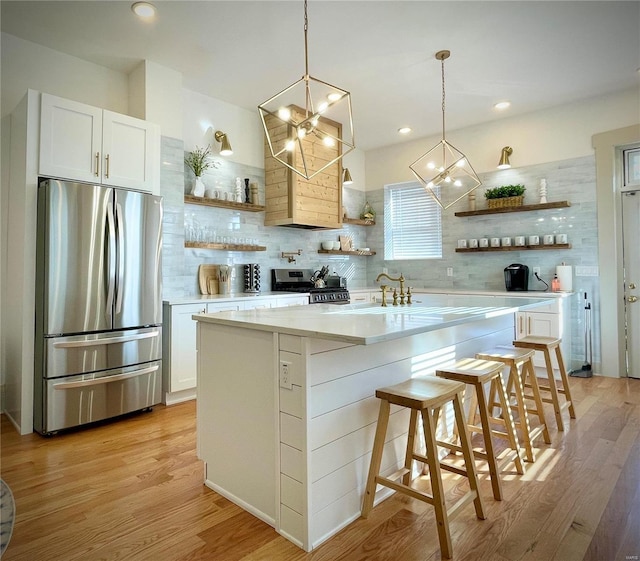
[34,179,163,435]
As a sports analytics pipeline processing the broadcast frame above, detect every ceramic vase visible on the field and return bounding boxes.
[191,176,205,197]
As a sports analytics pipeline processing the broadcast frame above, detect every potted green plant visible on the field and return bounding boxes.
[185,145,214,197]
[484,184,526,209]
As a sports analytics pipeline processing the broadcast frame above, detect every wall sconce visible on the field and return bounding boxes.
[497,146,513,169]
[214,131,233,156]
[343,168,353,185]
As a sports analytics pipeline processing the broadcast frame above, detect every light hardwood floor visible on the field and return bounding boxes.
[1,375,639,561]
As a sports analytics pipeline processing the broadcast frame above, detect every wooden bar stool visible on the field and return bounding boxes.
[513,336,576,431]
[436,358,525,502]
[475,347,551,463]
[361,376,486,560]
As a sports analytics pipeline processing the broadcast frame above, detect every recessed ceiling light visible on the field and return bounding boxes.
[494,101,511,110]
[398,127,412,135]
[131,2,156,18]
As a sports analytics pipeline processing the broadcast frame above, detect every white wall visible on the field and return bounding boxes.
[1,33,129,118]
[365,88,639,189]
[182,89,264,169]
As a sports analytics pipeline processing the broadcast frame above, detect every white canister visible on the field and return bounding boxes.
[457,239,467,248]
[556,233,568,244]
[490,237,501,247]
[528,235,540,245]
[515,236,526,246]
[479,238,489,248]
[543,234,555,245]
[502,237,512,247]
[468,239,479,248]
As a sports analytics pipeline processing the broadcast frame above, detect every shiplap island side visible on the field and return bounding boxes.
[193,295,550,551]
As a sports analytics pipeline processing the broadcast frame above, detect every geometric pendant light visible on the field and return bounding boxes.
[258,0,355,180]
[409,50,481,210]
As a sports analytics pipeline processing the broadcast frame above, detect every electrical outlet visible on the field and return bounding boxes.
[279,361,292,390]
[447,267,453,277]
[533,267,541,276]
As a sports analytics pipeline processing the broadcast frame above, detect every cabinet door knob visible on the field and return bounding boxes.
[629,295,638,303]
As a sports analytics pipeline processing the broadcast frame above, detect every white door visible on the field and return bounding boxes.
[102,110,158,192]
[39,93,102,182]
[169,304,206,392]
[622,188,639,378]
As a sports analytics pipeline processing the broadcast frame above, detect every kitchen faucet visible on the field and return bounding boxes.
[376,272,411,305]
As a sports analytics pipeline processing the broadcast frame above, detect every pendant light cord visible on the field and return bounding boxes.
[441,56,446,143]
[303,0,311,118]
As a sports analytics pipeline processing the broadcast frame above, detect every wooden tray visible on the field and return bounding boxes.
[198,264,219,295]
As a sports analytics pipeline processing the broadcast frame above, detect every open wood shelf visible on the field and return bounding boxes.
[184,195,265,212]
[454,200,570,217]
[185,242,266,251]
[455,243,571,253]
[342,217,376,226]
[318,249,376,256]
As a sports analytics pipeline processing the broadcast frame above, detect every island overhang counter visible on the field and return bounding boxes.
[193,294,550,551]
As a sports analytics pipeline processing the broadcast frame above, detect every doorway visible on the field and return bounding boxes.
[622,147,640,378]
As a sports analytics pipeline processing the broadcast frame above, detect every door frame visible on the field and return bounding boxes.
[593,124,640,378]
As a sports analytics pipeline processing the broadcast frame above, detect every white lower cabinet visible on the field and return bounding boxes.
[163,301,239,404]
[163,296,307,403]
[515,298,570,370]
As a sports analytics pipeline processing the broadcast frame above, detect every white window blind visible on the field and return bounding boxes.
[384,181,442,260]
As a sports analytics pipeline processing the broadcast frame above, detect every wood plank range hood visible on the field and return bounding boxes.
[264,106,343,229]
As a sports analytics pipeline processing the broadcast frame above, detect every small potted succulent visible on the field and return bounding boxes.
[185,145,214,197]
[484,184,526,209]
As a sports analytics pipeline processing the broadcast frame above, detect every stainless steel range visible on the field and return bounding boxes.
[272,268,350,304]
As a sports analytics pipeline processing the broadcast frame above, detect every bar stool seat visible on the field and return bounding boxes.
[436,358,525,502]
[361,376,486,560]
[475,346,551,463]
[512,336,576,431]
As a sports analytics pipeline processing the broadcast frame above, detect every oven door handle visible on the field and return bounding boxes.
[53,365,159,390]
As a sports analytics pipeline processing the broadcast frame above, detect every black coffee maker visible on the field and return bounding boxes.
[504,263,529,291]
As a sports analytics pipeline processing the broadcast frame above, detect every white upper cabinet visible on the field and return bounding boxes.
[39,93,159,192]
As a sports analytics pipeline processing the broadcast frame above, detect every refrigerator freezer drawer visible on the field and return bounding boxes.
[43,361,162,434]
[45,327,162,378]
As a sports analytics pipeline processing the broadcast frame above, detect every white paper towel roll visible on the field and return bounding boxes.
[556,265,573,292]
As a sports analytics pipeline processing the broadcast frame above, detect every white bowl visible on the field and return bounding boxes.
[357,247,370,252]
[332,241,341,250]
[321,241,333,250]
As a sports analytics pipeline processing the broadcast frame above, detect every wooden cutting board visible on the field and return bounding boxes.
[198,264,219,295]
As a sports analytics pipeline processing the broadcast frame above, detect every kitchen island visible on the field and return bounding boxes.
[193,295,550,551]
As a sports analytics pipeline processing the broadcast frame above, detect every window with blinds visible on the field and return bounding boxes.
[384,181,442,260]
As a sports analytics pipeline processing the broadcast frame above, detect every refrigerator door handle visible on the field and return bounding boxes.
[115,201,125,315]
[53,365,159,390]
[52,330,160,348]
[106,200,117,320]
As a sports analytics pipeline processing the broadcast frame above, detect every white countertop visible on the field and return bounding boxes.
[163,292,307,306]
[193,293,553,345]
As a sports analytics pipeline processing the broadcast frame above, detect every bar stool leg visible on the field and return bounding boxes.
[506,364,536,462]
[451,391,486,520]
[542,348,565,431]
[554,345,576,419]
[362,399,390,517]
[420,404,453,559]
[522,359,551,444]
[474,381,503,500]
[491,376,525,475]
[403,409,419,486]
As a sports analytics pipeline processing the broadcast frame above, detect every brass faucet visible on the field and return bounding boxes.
[376,272,406,305]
